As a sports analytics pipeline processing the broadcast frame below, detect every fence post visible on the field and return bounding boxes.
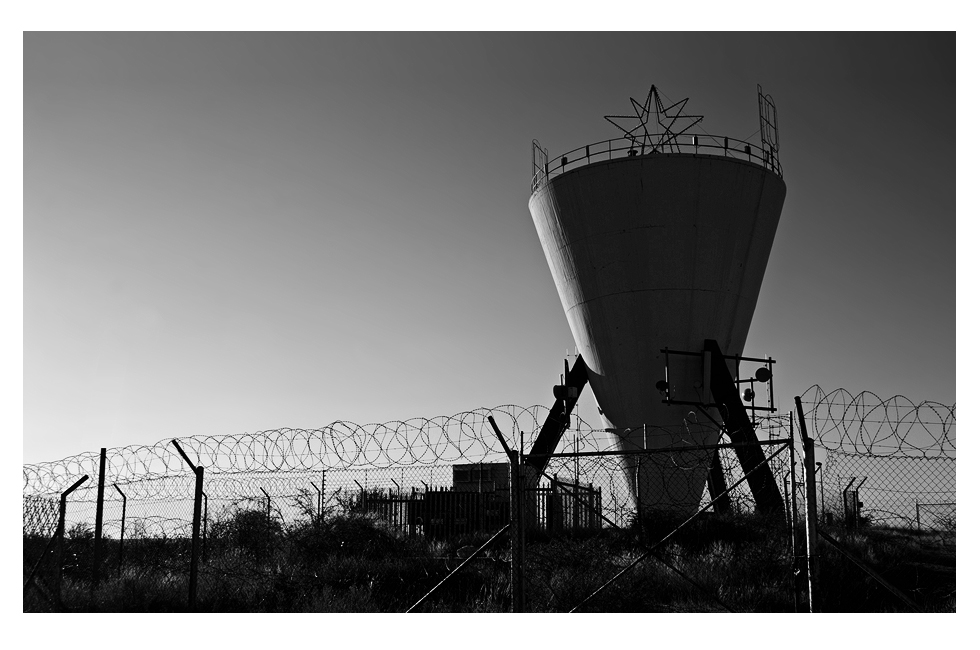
[479,485,486,533]
[191,466,204,608]
[594,485,600,528]
[635,456,643,534]
[548,476,557,534]
[796,396,820,612]
[487,416,524,612]
[113,484,126,575]
[354,480,366,510]
[842,477,856,529]
[789,415,800,612]
[260,487,272,561]
[260,487,271,526]
[916,501,921,531]
[54,475,89,607]
[515,444,526,612]
[171,439,204,611]
[784,468,799,612]
[321,470,326,520]
[202,491,209,563]
[509,446,521,611]
[310,481,322,525]
[573,482,580,531]
[91,448,107,597]
[816,462,825,523]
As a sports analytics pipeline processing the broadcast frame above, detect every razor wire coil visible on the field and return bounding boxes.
[799,385,954,456]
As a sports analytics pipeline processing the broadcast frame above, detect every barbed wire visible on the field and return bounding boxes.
[25,385,955,502]
[23,405,610,497]
[798,386,955,457]
[24,385,956,613]
[23,409,789,503]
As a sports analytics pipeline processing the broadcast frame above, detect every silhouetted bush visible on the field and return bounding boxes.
[209,508,283,558]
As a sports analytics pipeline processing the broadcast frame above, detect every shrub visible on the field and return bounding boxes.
[209,508,282,558]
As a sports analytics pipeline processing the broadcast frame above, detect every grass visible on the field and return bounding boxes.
[816,525,955,612]
[23,509,955,612]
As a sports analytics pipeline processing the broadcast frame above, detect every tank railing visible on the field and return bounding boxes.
[530,133,782,193]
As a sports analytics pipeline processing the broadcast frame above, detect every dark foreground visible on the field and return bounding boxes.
[24,511,955,612]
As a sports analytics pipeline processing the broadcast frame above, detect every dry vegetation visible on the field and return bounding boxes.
[24,508,954,613]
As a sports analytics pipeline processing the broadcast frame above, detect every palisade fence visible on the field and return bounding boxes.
[23,386,954,611]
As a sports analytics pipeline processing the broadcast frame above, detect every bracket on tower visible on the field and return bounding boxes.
[659,346,777,417]
[657,341,784,516]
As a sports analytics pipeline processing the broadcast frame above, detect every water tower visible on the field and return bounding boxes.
[528,85,786,517]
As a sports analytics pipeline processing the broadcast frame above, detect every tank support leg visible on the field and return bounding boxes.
[705,339,785,517]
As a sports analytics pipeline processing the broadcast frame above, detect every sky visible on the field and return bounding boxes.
[22,32,956,465]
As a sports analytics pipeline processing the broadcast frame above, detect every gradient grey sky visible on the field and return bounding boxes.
[24,32,955,463]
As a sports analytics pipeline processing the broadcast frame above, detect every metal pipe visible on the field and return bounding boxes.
[92,448,107,594]
[518,435,526,610]
[512,446,525,612]
[113,484,126,575]
[202,492,209,563]
[842,477,857,527]
[171,440,203,611]
[796,396,821,612]
[260,487,271,535]
[816,462,825,522]
[789,418,800,613]
[783,472,792,532]
[170,439,195,471]
[55,475,89,605]
[310,482,322,524]
[189,466,204,610]
[353,479,368,510]
[487,416,523,612]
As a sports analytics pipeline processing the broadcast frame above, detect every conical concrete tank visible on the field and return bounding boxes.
[529,152,786,516]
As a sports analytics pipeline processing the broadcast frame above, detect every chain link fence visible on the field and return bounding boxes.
[798,386,955,539]
[24,388,954,612]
